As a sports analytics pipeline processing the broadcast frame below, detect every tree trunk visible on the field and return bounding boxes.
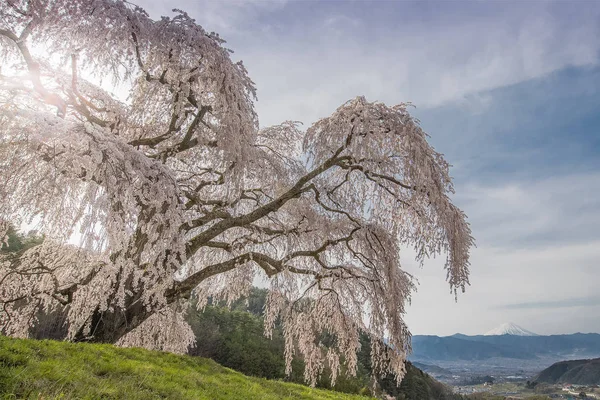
[75,287,157,344]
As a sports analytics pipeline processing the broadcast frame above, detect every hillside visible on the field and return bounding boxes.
[412,362,453,376]
[536,358,600,385]
[0,336,369,400]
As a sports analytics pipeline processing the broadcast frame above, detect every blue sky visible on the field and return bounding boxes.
[138,0,600,336]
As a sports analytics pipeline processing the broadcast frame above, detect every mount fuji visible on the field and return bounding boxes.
[484,322,539,336]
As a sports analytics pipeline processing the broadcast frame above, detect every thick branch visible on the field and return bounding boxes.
[185,152,350,256]
[167,252,282,300]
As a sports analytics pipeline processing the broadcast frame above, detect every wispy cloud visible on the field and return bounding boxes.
[500,296,600,310]
[404,171,600,335]
[136,1,600,128]
[457,172,600,249]
[139,0,287,36]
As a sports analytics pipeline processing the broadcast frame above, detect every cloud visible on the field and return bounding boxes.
[137,0,287,36]
[403,171,600,335]
[456,172,600,249]
[323,14,361,29]
[229,1,600,127]
[500,296,600,310]
[133,1,600,128]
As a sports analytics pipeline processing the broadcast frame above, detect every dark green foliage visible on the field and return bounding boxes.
[0,224,23,252]
[187,291,365,389]
[229,288,268,317]
[0,223,43,254]
[526,380,539,389]
[0,223,64,339]
[188,305,288,380]
[536,358,600,385]
[376,362,462,400]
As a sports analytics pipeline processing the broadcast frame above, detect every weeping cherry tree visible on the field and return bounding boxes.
[0,0,473,386]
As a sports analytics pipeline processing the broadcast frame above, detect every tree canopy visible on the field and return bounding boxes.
[0,0,473,385]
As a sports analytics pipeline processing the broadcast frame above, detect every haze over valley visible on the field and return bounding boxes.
[410,322,600,387]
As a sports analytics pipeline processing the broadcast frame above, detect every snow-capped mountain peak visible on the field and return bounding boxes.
[484,322,538,336]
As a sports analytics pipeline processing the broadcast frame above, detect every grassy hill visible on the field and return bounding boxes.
[0,336,370,400]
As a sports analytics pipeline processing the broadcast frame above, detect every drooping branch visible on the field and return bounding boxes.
[185,148,353,256]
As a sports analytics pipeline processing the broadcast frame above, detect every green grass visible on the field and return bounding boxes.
[0,336,371,400]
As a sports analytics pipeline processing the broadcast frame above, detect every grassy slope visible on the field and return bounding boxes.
[0,336,370,400]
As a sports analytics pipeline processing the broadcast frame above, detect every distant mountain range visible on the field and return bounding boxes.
[410,324,600,362]
[411,334,534,361]
[536,358,600,385]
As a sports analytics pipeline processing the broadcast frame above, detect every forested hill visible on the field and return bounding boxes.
[187,288,461,399]
[536,358,600,385]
